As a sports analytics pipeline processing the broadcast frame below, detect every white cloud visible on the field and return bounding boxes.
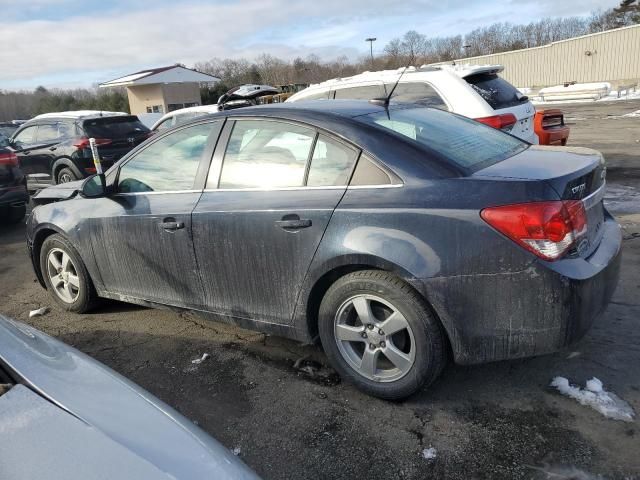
[0,0,622,88]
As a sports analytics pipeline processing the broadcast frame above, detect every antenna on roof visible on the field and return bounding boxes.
[369,65,409,109]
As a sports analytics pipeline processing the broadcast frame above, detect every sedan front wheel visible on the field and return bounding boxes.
[40,234,98,313]
[319,270,447,400]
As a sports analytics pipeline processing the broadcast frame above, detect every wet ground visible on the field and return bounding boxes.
[1,99,639,479]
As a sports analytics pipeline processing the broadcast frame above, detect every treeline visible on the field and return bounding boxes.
[1,0,638,121]
[0,86,129,121]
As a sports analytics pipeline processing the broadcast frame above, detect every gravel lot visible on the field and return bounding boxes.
[1,100,639,480]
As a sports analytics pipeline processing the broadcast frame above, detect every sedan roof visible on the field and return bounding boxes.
[222,99,396,119]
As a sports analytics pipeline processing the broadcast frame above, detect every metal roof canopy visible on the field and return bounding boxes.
[99,65,219,88]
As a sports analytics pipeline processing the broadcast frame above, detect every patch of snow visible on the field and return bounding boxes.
[191,353,210,364]
[550,377,635,422]
[533,87,640,105]
[29,307,48,318]
[232,447,241,456]
[422,447,437,460]
[623,109,640,117]
[517,87,532,95]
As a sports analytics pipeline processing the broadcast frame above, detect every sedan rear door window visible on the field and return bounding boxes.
[118,122,219,193]
[217,120,315,189]
[307,135,358,187]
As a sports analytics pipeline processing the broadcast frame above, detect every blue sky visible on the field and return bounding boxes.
[0,0,619,91]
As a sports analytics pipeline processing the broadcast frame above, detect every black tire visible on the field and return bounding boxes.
[7,204,26,224]
[56,167,78,184]
[40,234,98,313]
[318,270,447,400]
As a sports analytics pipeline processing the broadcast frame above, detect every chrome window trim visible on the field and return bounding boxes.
[582,182,606,210]
[199,184,404,193]
[113,190,200,196]
[347,184,403,190]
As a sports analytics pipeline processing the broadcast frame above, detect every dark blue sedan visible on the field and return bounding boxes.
[26,101,621,399]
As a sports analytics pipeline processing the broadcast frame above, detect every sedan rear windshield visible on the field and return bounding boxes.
[357,107,528,172]
[465,73,528,110]
[82,116,149,139]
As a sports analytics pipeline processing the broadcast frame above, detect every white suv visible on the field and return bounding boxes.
[287,65,538,144]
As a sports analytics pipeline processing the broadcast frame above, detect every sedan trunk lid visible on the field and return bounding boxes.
[474,146,607,258]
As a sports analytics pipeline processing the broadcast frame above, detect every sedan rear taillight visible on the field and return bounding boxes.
[73,137,113,149]
[474,114,517,131]
[0,151,18,167]
[481,201,587,261]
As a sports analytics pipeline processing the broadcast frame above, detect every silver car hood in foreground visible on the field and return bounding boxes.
[0,315,260,480]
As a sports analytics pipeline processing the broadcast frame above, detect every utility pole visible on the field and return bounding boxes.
[365,37,377,69]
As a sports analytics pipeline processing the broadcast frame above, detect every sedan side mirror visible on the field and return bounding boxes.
[80,174,107,198]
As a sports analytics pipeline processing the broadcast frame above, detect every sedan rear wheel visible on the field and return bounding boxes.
[334,294,416,383]
[319,270,447,400]
[40,234,98,313]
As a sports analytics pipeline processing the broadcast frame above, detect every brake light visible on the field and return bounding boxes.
[481,200,588,261]
[0,151,18,167]
[73,137,112,149]
[475,114,518,130]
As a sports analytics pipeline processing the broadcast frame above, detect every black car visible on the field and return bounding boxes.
[9,112,151,190]
[0,133,29,223]
[27,101,621,399]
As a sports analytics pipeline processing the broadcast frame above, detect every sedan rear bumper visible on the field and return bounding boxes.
[420,215,622,365]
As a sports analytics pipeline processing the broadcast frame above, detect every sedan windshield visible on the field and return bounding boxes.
[357,106,528,172]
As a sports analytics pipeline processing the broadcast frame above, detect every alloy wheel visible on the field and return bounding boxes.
[46,248,80,303]
[334,294,416,382]
[59,173,73,183]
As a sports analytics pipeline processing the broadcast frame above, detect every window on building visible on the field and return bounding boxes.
[146,105,164,114]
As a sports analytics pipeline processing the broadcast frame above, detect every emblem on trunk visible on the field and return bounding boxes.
[576,238,589,256]
[571,183,586,196]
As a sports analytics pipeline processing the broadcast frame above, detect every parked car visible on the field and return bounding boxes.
[152,105,221,132]
[535,108,571,146]
[151,85,280,132]
[287,64,538,143]
[0,314,260,479]
[9,111,151,190]
[27,101,621,400]
[0,133,28,223]
[0,121,21,138]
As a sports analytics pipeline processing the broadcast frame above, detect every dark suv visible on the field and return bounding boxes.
[10,113,151,190]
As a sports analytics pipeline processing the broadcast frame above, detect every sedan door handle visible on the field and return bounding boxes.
[49,146,57,151]
[160,220,185,231]
[275,218,312,230]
